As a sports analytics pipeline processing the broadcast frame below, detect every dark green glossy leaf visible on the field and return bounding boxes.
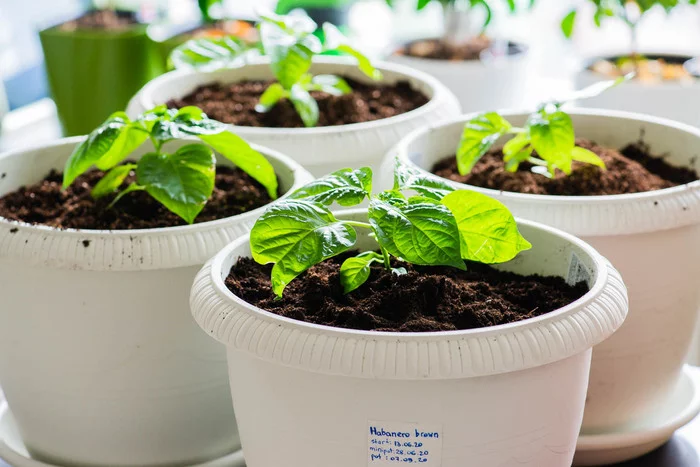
[289,84,319,127]
[91,164,136,199]
[393,159,454,200]
[291,167,372,206]
[340,251,383,293]
[456,112,512,175]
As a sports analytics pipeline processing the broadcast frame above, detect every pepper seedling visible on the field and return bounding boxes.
[250,161,531,297]
[62,105,278,224]
[455,74,633,178]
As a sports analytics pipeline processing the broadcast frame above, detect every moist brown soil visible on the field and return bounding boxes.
[59,10,139,32]
[226,254,588,332]
[432,139,699,196]
[166,78,429,128]
[0,165,275,230]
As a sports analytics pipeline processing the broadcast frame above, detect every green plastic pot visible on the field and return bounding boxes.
[40,18,165,136]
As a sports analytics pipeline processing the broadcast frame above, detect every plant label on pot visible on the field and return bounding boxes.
[367,421,443,466]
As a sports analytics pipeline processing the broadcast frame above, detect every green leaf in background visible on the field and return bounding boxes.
[456,112,512,175]
[198,132,279,198]
[170,36,260,72]
[91,164,137,199]
[393,160,454,200]
[571,146,606,169]
[561,10,577,38]
[417,0,431,9]
[442,190,531,263]
[291,167,372,206]
[256,83,287,112]
[340,251,383,293]
[136,144,216,224]
[528,109,575,174]
[250,199,357,297]
[309,74,352,95]
[322,23,383,80]
[368,197,465,270]
[289,84,320,127]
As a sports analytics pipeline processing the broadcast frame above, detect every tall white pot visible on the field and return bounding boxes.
[387,109,700,433]
[389,44,530,113]
[0,138,313,466]
[190,210,628,467]
[576,53,700,127]
[127,56,460,178]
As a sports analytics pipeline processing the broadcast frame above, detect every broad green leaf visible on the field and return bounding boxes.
[417,0,431,9]
[528,110,575,175]
[136,144,216,224]
[571,146,606,169]
[310,74,352,95]
[393,159,454,200]
[170,36,260,71]
[561,10,577,38]
[442,190,531,264]
[95,123,149,171]
[290,167,372,206]
[456,112,512,175]
[322,23,382,80]
[151,107,227,143]
[91,164,136,199]
[199,132,279,199]
[250,199,357,296]
[63,112,132,188]
[289,84,319,127]
[259,19,321,89]
[340,251,383,293]
[502,132,531,161]
[256,83,287,112]
[368,197,465,269]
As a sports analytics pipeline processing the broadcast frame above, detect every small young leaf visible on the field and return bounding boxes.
[256,83,287,112]
[340,251,383,293]
[442,190,531,264]
[504,148,532,172]
[250,199,357,297]
[571,146,606,169]
[94,124,149,171]
[393,160,454,200]
[368,197,465,270]
[136,144,216,224]
[310,74,352,95]
[91,164,136,199]
[502,132,531,161]
[198,132,279,199]
[290,167,372,206]
[561,10,577,38]
[528,110,575,175]
[289,84,320,127]
[456,112,512,175]
[170,36,260,72]
[322,23,383,80]
[259,19,320,89]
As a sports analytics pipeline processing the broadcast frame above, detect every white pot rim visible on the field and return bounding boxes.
[191,209,628,379]
[132,56,455,134]
[396,107,700,204]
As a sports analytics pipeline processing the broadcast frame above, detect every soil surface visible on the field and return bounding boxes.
[432,139,699,196]
[397,37,523,61]
[59,10,139,32]
[166,78,429,128]
[226,254,588,332]
[0,165,275,230]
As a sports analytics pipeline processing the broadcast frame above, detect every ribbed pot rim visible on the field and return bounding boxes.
[190,210,628,380]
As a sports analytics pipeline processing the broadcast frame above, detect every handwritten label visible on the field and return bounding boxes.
[367,420,443,466]
[567,251,592,286]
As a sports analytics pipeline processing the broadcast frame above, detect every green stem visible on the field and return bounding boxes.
[108,184,145,209]
[344,220,373,229]
[149,135,162,153]
[381,247,391,270]
[527,156,548,167]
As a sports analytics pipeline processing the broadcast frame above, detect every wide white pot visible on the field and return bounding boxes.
[389,43,530,113]
[576,53,700,126]
[387,109,700,434]
[0,138,312,466]
[127,56,460,178]
[190,210,628,467]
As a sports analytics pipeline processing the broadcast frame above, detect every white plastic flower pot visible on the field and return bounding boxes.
[190,209,628,467]
[126,56,461,178]
[386,109,700,434]
[389,43,530,113]
[0,138,313,466]
[575,53,700,126]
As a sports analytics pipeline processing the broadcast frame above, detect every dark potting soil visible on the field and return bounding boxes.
[0,165,275,230]
[59,10,139,32]
[397,37,524,61]
[226,254,588,332]
[165,78,429,128]
[432,139,699,196]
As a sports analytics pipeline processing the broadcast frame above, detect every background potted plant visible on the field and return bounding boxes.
[0,107,312,466]
[564,0,700,126]
[128,12,460,177]
[189,165,628,467]
[386,0,533,112]
[39,2,165,136]
[387,85,700,464]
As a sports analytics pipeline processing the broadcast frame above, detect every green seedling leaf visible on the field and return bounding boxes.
[457,112,512,175]
[368,196,465,270]
[250,199,357,297]
[561,9,577,38]
[289,84,320,127]
[256,83,287,112]
[442,190,531,263]
[394,159,454,200]
[259,18,321,89]
[322,23,382,80]
[170,36,260,72]
[340,251,383,293]
[290,167,372,206]
[571,146,606,169]
[198,132,278,198]
[310,74,352,95]
[91,164,136,199]
[136,144,216,224]
[528,109,575,175]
